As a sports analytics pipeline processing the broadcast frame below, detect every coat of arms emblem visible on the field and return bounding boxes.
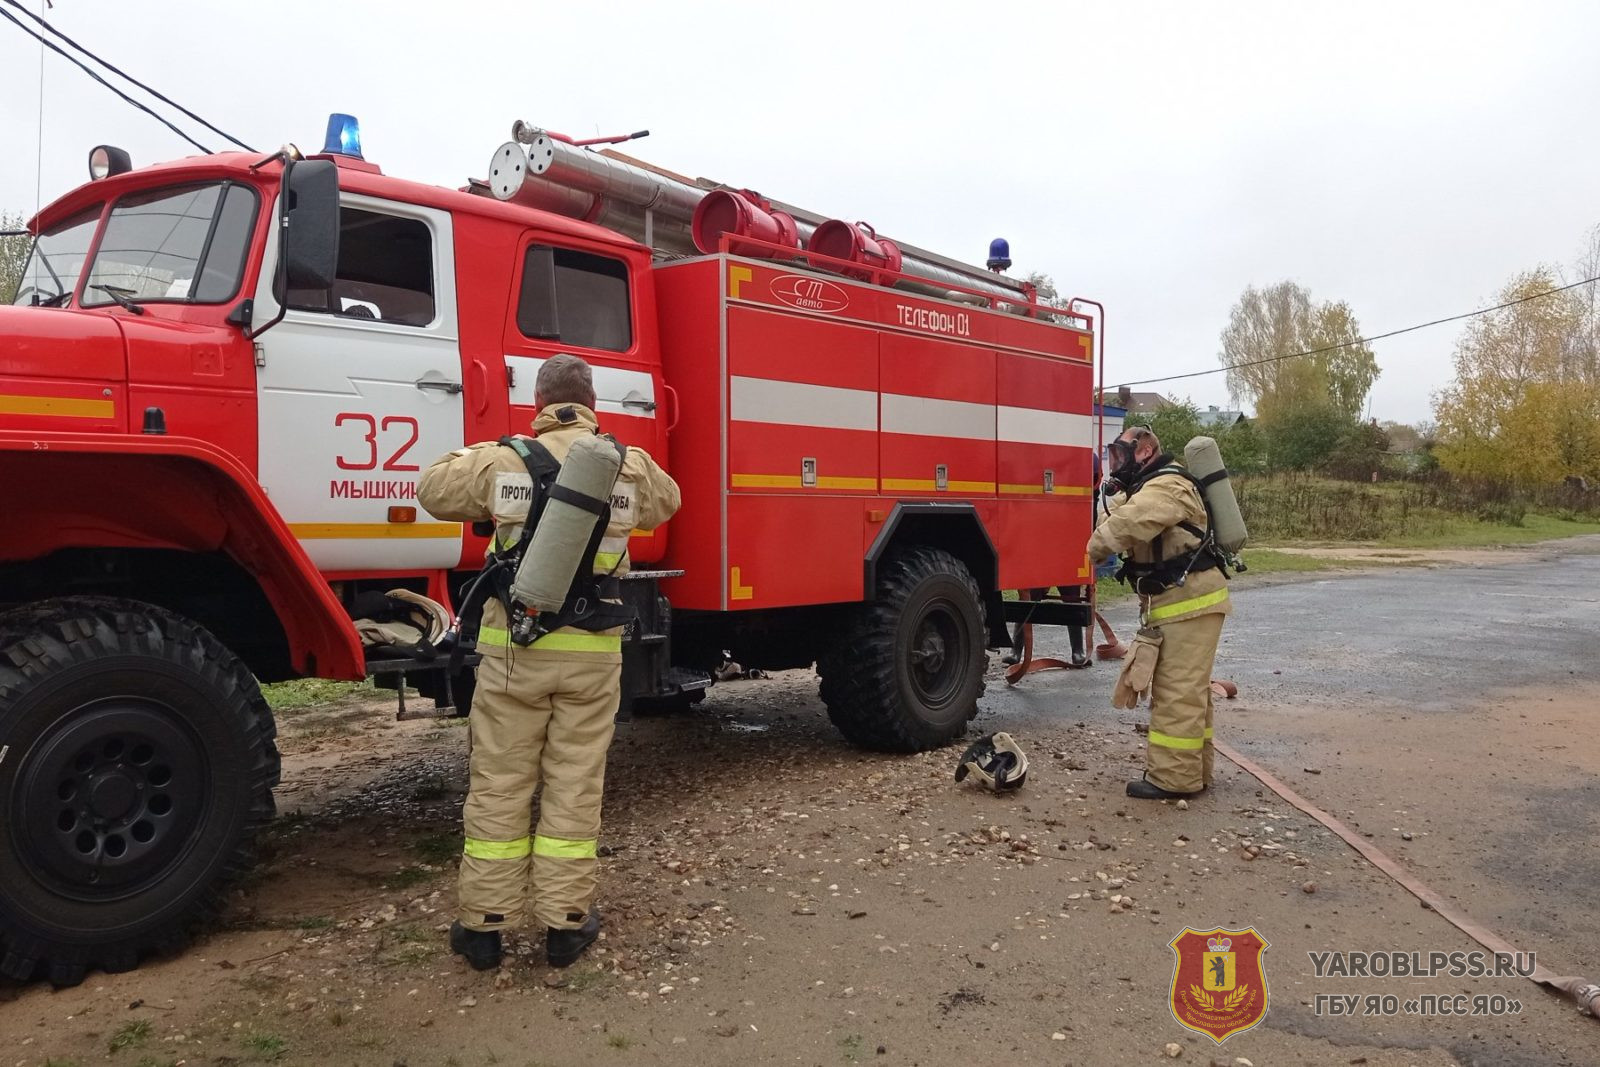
[1168,927,1270,1042]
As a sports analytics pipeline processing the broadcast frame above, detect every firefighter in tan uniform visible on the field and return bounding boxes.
[418,354,680,970]
[1089,426,1230,799]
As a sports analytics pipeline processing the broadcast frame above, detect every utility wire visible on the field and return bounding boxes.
[32,0,44,220]
[1111,274,1600,390]
[0,4,214,155]
[1,0,254,152]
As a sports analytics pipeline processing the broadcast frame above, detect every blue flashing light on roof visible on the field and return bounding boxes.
[322,113,363,159]
[986,237,1012,273]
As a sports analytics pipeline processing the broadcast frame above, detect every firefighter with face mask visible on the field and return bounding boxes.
[1088,426,1230,799]
[418,354,680,970]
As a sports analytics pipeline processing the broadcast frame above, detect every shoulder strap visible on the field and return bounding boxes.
[496,437,561,556]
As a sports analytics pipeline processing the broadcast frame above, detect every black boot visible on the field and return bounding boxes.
[546,908,601,968]
[450,921,503,971]
[1126,776,1200,800]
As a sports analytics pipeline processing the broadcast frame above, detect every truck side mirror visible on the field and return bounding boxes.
[285,159,339,290]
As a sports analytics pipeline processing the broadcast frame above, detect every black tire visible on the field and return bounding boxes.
[817,547,987,752]
[0,597,279,987]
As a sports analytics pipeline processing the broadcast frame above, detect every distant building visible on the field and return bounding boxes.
[1195,405,1246,430]
[1100,387,1175,414]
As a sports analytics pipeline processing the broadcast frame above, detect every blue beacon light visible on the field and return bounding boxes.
[322,113,363,159]
[987,237,1012,273]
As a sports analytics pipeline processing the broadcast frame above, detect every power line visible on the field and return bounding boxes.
[0,4,213,155]
[32,0,44,220]
[1,0,254,152]
[1110,274,1600,390]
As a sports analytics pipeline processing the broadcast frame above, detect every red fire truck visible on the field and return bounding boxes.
[0,117,1100,984]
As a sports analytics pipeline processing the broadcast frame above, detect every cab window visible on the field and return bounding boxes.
[517,245,632,352]
[10,208,99,307]
[287,206,435,326]
[81,182,257,306]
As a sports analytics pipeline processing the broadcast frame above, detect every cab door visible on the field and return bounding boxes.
[501,236,670,563]
[251,193,465,572]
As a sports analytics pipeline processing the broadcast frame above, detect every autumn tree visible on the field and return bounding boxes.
[1218,282,1380,424]
[1023,271,1059,304]
[1379,420,1422,452]
[1,211,30,304]
[1433,267,1598,484]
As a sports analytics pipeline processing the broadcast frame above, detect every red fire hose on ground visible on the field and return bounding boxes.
[1214,736,1599,1021]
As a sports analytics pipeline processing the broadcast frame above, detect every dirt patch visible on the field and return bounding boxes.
[3,671,1594,1066]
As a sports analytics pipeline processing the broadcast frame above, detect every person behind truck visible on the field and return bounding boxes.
[418,354,680,971]
[1088,426,1230,799]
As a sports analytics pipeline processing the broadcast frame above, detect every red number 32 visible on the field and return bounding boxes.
[335,413,420,471]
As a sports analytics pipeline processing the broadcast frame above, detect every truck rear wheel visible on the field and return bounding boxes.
[817,547,986,752]
[0,598,279,987]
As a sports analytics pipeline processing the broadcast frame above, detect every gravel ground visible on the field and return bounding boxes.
[3,546,1598,1066]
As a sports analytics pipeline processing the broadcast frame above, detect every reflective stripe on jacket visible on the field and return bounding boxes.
[1088,466,1231,626]
[418,403,681,654]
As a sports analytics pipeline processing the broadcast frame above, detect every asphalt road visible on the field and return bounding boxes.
[989,539,1600,1039]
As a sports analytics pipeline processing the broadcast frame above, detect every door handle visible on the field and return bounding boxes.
[415,378,463,394]
[663,383,680,431]
[472,360,489,415]
[620,390,657,412]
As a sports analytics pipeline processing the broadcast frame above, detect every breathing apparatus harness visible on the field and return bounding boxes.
[1109,454,1235,596]
[450,434,634,667]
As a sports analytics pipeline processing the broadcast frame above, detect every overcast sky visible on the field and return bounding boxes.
[4,0,1597,424]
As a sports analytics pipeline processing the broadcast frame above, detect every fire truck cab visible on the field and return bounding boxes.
[0,120,1098,985]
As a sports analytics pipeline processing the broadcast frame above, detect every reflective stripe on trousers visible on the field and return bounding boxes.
[1146,586,1230,622]
[464,836,531,860]
[534,834,598,860]
[477,625,621,653]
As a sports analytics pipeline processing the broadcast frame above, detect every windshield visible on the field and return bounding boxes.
[81,182,258,307]
[9,209,100,307]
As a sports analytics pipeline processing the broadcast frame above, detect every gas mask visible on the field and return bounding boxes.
[954,732,1029,792]
[1105,435,1145,486]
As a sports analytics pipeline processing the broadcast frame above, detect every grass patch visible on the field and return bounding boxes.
[241,1032,287,1060]
[1382,512,1600,548]
[109,1019,152,1053]
[605,1034,634,1050]
[1237,473,1600,544]
[411,831,461,865]
[297,915,335,931]
[839,1033,864,1062]
[1235,548,1339,574]
[384,944,433,966]
[45,1060,82,1067]
[564,966,613,994]
[134,1057,179,1067]
[261,678,369,711]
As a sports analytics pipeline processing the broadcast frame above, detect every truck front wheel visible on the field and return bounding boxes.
[0,598,280,987]
[817,547,987,752]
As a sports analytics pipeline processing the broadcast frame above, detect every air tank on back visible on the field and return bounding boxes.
[1182,436,1248,554]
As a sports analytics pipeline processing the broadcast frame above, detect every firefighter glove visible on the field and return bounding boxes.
[1112,626,1163,709]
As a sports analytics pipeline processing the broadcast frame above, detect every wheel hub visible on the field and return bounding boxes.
[907,597,967,710]
[88,772,140,821]
[912,632,947,673]
[15,702,206,897]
